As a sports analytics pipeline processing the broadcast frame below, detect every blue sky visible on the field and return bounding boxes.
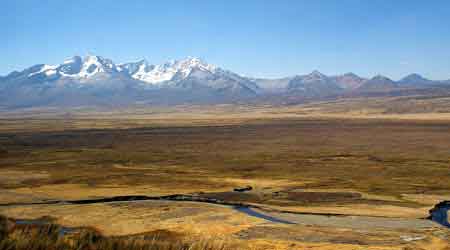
[1,0,449,80]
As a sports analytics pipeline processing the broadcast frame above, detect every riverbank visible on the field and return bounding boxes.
[0,193,443,230]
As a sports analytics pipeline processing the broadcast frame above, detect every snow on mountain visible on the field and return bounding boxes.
[0,55,261,108]
[2,54,449,109]
[114,57,260,94]
[57,56,83,76]
[117,60,151,76]
[15,55,253,91]
[23,55,122,80]
[28,64,59,77]
[61,55,119,78]
[74,55,112,78]
[121,57,218,84]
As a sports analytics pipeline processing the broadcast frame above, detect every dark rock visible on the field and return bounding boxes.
[233,186,253,192]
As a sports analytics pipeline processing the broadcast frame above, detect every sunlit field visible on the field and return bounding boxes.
[1,105,450,249]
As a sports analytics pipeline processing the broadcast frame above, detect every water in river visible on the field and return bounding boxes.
[429,202,450,228]
[234,206,296,224]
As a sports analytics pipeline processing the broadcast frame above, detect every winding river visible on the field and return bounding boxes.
[1,195,448,230]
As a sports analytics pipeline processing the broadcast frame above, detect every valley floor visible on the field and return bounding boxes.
[1,104,450,249]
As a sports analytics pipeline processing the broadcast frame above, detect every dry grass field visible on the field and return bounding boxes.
[1,101,450,249]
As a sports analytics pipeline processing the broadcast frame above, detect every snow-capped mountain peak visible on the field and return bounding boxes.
[117,59,149,74]
[127,57,218,84]
[23,55,221,84]
[25,55,122,80]
[58,56,83,76]
[174,57,216,73]
[72,55,117,78]
[2,54,448,108]
[28,64,59,77]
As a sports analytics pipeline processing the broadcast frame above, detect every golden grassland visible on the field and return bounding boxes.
[1,213,449,250]
[1,101,450,249]
[1,95,450,132]
[0,215,252,250]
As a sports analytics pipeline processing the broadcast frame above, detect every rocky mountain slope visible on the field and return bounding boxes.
[1,55,449,108]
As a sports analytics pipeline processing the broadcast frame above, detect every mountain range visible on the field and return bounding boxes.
[1,55,449,108]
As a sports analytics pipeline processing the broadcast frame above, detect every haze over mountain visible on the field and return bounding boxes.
[398,73,435,87]
[330,73,366,90]
[356,75,398,92]
[0,55,449,108]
